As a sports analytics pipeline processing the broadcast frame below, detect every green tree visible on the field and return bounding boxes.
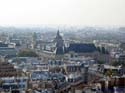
[112,61,120,66]
[98,60,104,64]
[105,69,113,77]
[17,49,38,57]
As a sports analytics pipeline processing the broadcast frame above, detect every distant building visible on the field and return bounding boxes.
[0,41,17,58]
[98,64,122,75]
[10,39,22,46]
[0,62,19,77]
[0,77,28,90]
[116,54,125,63]
[67,43,97,53]
[31,71,51,80]
[0,47,17,57]
[120,43,125,50]
[64,62,85,74]
[48,60,64,67]
[54,30,65,55]
[31,32,37,49]
[67,43,98,59]
[0,42,8,47]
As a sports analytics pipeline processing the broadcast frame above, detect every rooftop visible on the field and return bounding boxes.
[68,43,97,53]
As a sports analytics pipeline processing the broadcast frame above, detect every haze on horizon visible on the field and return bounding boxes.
[0,0,125,26]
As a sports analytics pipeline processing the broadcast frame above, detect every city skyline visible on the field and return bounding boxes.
[0,0,125,26]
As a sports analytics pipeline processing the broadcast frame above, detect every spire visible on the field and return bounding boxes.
[56,29,61,39]
[55,30,62,41]
[54,30,65,55]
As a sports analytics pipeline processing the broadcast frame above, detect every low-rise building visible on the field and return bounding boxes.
[0,62,20,77]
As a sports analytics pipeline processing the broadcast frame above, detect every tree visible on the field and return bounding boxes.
[98,60,104,64]
[105,69,113,77]
[112,61,125,67]
[105,69,117,77]
[112,61,120,66]
[17,49,38,57]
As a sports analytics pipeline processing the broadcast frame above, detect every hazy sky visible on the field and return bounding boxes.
[0,0,125,26]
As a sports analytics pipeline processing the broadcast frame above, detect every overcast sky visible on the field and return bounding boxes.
[0,0,125,26]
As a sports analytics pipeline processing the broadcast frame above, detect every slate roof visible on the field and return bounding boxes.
[67,43,97,53]
[31,71,51,80]
[0,47,17,56]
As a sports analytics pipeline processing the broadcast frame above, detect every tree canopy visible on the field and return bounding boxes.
[17,49,38,57]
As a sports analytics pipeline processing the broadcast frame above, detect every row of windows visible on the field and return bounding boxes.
[0,85,26,89]
[67,67,81,72]
[0,69,16,72]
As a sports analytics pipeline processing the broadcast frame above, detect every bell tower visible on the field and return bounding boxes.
[54,30,65,59]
